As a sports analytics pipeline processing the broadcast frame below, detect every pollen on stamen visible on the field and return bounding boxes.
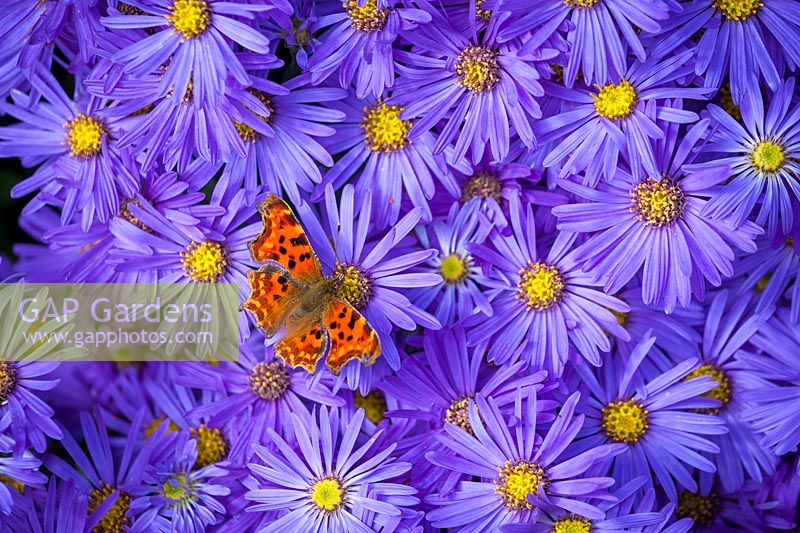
[713,0,763,21]
[552,516,593,533]
[163,475,194,506]
[455,45,501,94]
[0,360,17,404]
[684,363,732,415]
[444,395,477,434]
[474,0,492,21]
[65,114,107,159]
[248,361,291,401]
[354,390,387,424]
[602,398,649,444]
[630,177,685,228]
[494,460,548,512]
[181,240,229,283]
[516,261,566,312]
[192,424,228,468]
[345,0,389,33]
[119,198,153,233]
[310,476,347,513]
[167,0,212,39]
[461,171,503,203]
[361,101,412,154]
[88,482,132,532]
[331,263,373,309]
[234,90,275,143]
[440,253,471,286]
[750,139,786,174]
[676,490,720,527]
[564,0,600,7]
[593,79,638,121]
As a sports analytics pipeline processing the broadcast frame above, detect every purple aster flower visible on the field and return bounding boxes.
[410,200,494,324]
[129,428,231,531]
[426,389,624,529]
[245,405,418,531]
[176,342,344,462]
[0,413,47,515]
[316,93,460,228]
[383,325,552,495]
[497,0,672,87]
[390,10,550,165]
[690,78,800,237]
[293,184,441,378]
[534,52,713,183]
[467,193,630,376]
[100,0,272,108]
[306,0,431,98]
[553,118,761,312]
[2,478,89,531]
[651,0,800,104]
[0,69,138,231]
[222,75,347,205]
[738,308,800,462]
[569,334,728,501]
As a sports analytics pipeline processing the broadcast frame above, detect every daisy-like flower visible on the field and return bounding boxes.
[426,389,624,530]
[651,0,800,104]
[553,118,762,312]
[295,183,441,375]
[569,334,728,501]
[223,75,347,205]
[0,69,138,231]
[245,405,418,532]
[177,342,344,462]
[734,232,800,322]
[411,199,494,324]
[130,428,231,531]
[383,325,551,494]
[306,0,431,98]
[497,0,671,87]
[390,10,549,165]
[316,93,459,228]
[534,52,713,182]
[0,412,47,515]
[691,78,800,237]
[100,0,272,107]
[467,194,630,376]
[738,308,800,462]
[3,478,89,530]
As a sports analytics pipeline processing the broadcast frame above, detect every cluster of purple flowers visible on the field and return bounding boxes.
[1,0,800,531]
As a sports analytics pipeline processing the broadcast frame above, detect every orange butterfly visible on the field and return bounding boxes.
[242,194,381,373]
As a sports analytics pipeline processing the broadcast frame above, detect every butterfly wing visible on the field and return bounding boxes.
[249,194,322,285]
[242,264,301,338]
[275,319,328,373]
[323,298,381,374]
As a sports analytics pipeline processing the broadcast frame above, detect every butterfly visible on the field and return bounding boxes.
[242,194,381,374]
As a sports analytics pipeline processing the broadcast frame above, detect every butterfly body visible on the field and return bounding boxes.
[243,194,381,374]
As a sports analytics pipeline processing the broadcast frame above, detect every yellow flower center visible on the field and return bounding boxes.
[118,198,153,233]
[461,172,503,203]
[516,261,566,311]
[495,460,548,512]
[163,475,193,505]
[631,178,685,228]
[676,491,720,527]
[181,240,229,283]
[455,45,501,93]
[718,84,741,122]
[65,114,106,159]
[0,360,17,404]
[552,516,593,533]
[713,0,762,21]
[331,263,373,309]
[234,90,275,143]
[445,395,477,434]
[310,477,346,512]
[684,364,732,414]
[248,361,291,401]
[611,309,628,327]
[192,424,228,468]
[345,0,389,32]
[144,416,180,439]
[354,390,387,424]
[593,79,638,121]
[0,475,25,494]
[750,139,786,174]
[440,253,470,285]
[167,0,211,39]
[475,0,492,21]
[564,0,600,6]
[602,398,649,444]
[88,482,132,533]
[361,101,411,153]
